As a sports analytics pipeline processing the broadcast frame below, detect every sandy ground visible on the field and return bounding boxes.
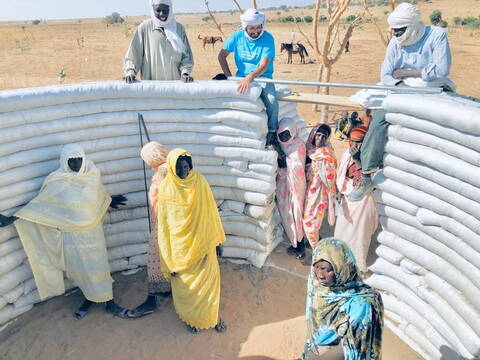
[0,240,419,360]
[0,0,479,358]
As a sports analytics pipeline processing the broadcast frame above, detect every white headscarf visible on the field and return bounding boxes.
[240,8,266,41]
[388,3,425,47]
[59,144,87,175]
[150,0,186,54]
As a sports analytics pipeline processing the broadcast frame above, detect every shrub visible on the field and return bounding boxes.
[468,19,480,29]
[104,12,124,24]
[283,15,295,22]
[345,15,357,23]
[319,15,328,23]
[453,17,462,26]
[202,16,210,22]
[429,10,442,25]
[304,15,313,23]
[461,16,478,25]
[295,17,303,23]
[439,20,448,28]
[32,19,41,25]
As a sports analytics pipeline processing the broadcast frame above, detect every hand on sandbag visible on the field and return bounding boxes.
[124,75,136,84]
[216,245,223,258]
[237,75,253,94]
[110,195,127,209]
[0,214,18,227]
[181,73,194,83]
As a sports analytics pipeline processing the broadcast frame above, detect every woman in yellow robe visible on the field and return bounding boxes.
[157,148,227,333]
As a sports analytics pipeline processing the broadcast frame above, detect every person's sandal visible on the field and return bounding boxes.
[286,246,297,256]
[295,252,306,260]
[105,302,128,319]
[127,307,155,319]
[74,309,89,320]
[186,324,199,334]
[215,318,227,333]
[74,300,93,320]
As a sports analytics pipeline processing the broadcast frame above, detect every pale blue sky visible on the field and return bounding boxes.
[2,0,314,22]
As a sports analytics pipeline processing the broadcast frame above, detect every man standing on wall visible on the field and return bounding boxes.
[218,8,282,152]
[349,3,453,201]
[124,0,194,83]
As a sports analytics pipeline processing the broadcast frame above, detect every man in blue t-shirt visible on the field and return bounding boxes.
[218,8,280,149]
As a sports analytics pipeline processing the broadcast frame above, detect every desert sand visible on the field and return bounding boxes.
[0,0,478,358]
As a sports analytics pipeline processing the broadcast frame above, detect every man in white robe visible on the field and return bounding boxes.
[124,0,194,83]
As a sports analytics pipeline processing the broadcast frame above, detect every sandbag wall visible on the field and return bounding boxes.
[368,93,480,360]
[0,80,306,325]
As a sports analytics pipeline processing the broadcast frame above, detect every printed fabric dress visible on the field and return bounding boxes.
[303,144,337,248]
[140,141,172,294]
[276,117,307,248]
[334,150,378,272]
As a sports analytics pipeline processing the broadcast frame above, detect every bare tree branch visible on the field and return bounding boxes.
[313,0,322,57]
[390,0,398,11]
[295,19,315,50]
[232,0,243,13]
[204,0,225,36]
[363,0,388,47]
[252,0,258,8]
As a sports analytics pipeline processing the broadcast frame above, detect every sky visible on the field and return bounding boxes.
[1,0,314,22]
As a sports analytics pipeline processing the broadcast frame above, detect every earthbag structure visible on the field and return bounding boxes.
[0,80,307,325]
[368,93,480,360]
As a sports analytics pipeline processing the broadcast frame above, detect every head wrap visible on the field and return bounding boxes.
[302,238,383,359]
[349,125,368,142]
[388,3,425,47]
[240,8,266,41]
[150,0,186,54]
[277,117,298,144]
[157,148,225,273]
[141,141,169,170]
[306,124,331,154]
[60,144,87,175]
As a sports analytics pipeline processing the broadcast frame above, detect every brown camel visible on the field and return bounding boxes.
[198,35,223,50]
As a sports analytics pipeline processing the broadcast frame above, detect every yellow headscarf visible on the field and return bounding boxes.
[157,148,225,274]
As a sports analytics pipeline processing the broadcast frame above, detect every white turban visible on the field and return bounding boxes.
[388,3,425,47]
[240,8,266,41]
[149,0,186,54]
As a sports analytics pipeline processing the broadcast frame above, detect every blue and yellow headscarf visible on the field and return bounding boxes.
[303,238,383,360]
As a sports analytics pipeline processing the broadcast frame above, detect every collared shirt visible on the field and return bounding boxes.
[224,30,275,79]
[124,19,194,80]
[381,26,452,86]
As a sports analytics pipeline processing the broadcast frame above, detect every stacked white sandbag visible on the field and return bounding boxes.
[0,80,306,325]
[368,93,480,360]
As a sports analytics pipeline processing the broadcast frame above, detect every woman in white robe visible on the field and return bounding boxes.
[334,126,378,273]
[0,144,128,319]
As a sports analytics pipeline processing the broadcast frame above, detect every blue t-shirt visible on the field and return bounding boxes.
[223,29,275,79]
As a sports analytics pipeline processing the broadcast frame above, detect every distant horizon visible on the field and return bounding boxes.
[1,1,314,22]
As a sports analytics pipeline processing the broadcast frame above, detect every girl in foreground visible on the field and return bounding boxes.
[301,238,383,360]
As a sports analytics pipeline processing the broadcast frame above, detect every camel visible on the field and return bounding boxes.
[198,35,223,50]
